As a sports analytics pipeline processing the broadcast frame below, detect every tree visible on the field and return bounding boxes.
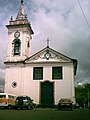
[75,83,90,108]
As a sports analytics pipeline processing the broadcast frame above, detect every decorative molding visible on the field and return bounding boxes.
[32,51,70,62]
[14,31,20,38]
[8,32,12,35]
[12,82,17,88]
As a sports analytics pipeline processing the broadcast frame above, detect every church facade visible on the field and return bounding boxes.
[4,0,77,106]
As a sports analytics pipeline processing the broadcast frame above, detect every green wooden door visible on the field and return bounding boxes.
[40,81,54,107]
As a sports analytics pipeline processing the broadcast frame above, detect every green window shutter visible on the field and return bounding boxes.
[52,67,62,80]
[33,67,43,80]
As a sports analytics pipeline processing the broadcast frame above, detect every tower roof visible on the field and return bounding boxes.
[16,0,27,20]
[6,0,34,35]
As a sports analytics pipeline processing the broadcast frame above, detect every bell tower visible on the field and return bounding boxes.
[6,0,34,62]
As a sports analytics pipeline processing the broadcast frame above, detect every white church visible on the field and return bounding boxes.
[4,0,77,106]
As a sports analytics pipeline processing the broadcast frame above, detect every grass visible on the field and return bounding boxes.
[0,109,90,120]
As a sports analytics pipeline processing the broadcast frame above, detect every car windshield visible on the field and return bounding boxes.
[16,97,27,100]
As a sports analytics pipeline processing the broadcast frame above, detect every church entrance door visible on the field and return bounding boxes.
[40,81,54,107]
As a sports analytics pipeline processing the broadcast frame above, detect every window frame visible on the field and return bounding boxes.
[52,66,63,80]
[33,67,43,80]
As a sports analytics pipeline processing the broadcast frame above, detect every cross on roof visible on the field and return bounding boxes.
[46,38,51,47]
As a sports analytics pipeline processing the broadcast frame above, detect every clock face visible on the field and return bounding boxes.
[14,31,20,38]
[45,52,51,59]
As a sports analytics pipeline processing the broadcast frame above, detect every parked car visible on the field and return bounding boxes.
[58,98,73,110]
[15,95,34,110]
[0,93,16,109]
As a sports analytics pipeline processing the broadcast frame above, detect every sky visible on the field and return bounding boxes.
[0,0,90,90]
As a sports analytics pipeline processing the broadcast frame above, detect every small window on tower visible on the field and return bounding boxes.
[12,39,21,55]
[27,41,30,47]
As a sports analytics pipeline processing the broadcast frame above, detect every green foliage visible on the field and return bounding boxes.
[75,83,90,108]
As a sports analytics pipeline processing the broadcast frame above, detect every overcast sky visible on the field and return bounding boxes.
[0,0,90,87]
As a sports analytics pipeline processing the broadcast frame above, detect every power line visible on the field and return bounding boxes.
[77,69,90,82]
[76,0,90,30]
[75,0,90,82]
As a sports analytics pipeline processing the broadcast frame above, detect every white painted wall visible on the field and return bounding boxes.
[5,62,75,105]
[6,27,32,62]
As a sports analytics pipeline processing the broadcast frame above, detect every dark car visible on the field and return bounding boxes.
[58,98,73,110]
[15,95,34,110]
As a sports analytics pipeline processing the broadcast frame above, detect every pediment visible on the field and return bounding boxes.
[25,47,72,64]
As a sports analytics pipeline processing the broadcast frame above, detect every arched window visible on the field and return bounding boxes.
[12,39,21,55]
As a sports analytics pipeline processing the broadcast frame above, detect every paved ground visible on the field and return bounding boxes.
[0,108,90,120]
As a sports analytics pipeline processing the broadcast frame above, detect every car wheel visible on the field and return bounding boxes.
[8,105,11,109]
[31,104,34,109]
[27,105,31,110]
